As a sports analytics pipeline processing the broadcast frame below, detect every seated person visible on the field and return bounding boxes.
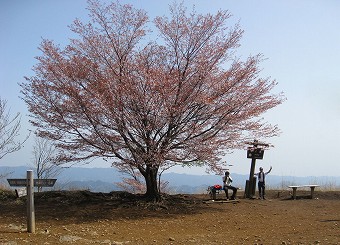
[222,171,237,200]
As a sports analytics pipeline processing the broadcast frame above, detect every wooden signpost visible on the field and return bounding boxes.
[7,178,57,187]
[244,140,269,199]
[7,170,57,233]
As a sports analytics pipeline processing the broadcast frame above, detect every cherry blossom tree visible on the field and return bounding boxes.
[21,1,284,200]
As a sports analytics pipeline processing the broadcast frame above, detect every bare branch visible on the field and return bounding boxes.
[0,98,29,160]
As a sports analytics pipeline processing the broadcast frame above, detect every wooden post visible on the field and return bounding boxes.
[26,170,35,233]
[245,140,269,199]
[246,157,256,198]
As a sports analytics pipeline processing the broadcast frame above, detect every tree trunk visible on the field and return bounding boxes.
[143,166,161,201]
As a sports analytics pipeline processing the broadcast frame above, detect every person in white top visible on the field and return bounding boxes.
[254,166,272,199]
[222,171,237,200]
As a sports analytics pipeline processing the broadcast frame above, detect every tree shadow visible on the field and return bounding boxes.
[1,190,222,224]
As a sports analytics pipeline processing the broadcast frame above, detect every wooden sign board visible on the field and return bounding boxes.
[15,188,27,197]
[7,179,57,187]
[7,179,27,187]
[33,179,57,187]
[247,147,264,159]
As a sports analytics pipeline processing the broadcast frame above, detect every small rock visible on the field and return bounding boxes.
[59,235,83,242]
[100,240,111,244]
[110,242,122,245]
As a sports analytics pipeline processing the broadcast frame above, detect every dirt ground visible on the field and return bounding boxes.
[0,189,340,245]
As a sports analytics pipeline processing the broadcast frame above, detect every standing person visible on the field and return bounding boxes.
[254,166,272,199]
[222,171,238,200]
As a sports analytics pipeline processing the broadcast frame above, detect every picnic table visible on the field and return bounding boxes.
[288,185,320,199]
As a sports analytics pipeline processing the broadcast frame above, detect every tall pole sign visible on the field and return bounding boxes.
[27,170,35,233]
[245,140,269,198]
[7,171,57,233]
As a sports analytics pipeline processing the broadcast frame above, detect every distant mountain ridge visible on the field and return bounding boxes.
[1,166,339,193]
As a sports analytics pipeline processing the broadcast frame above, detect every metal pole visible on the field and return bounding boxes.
[27,170,35,233]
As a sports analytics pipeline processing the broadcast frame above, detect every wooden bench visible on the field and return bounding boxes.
[288,185,320,199]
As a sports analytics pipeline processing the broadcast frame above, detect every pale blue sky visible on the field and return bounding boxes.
[0,0,339,177]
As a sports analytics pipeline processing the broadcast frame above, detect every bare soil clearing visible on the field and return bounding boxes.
[1,190,340,244]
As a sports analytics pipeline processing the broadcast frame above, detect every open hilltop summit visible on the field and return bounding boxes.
[0,189,340,244]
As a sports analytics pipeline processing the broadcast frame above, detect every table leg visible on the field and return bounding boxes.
[292,187,297,200]
[310,186,315,199]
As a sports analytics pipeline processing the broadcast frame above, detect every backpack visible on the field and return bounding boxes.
[213,184,222,190]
